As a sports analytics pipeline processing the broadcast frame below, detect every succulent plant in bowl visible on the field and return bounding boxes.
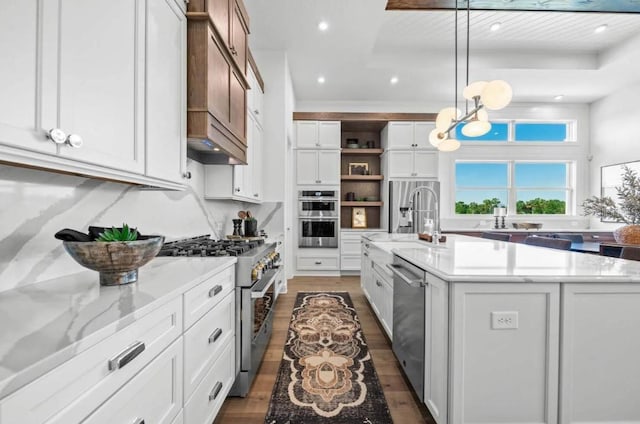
[60,223,164,286]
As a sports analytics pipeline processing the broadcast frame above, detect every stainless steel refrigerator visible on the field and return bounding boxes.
[388,180,440,233]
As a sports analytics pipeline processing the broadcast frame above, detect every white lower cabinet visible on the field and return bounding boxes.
[184,342,235,424]
[360,242,393,338]
[424,273,448,424]
[0,297,183,424]
[84,337,183,424]
[296,254,340,271]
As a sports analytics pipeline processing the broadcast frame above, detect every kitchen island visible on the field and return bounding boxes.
[364,234,640,424]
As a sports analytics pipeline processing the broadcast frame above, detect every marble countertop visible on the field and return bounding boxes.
[384,234,640,283]
[0,257,236,400]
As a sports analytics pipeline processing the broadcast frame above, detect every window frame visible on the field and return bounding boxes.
[454,160,576,216]
[457,119,577,144]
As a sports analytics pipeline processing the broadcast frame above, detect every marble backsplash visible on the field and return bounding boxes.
[0,160,282,292]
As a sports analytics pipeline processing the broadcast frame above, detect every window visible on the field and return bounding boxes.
[455,161,572,215]
[454,120,572,143]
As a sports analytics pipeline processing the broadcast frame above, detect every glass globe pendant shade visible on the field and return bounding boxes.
[476,108,489,121]
[463,81,488,100]
[481,80,513,110]
[437,138,461,152]
[435,107,461,132]
[461,119,491,137]
[429,128,447,147]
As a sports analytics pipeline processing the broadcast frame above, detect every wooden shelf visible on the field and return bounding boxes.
[341,201,383,207]
[341,175,384,181]
[341,148,384,155]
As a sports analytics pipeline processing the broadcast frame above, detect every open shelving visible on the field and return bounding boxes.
[340,121,386,229]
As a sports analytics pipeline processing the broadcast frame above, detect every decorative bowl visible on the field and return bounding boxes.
[63,236,164,286]
[346,143,359,149]
[613,224,640,244]
[512,222,543,230]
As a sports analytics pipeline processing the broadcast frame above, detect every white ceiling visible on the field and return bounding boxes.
[244,0,640,104]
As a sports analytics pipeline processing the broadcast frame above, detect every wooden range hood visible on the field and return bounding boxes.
[385,0,640,13]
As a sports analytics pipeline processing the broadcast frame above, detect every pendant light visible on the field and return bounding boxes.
[431,0,513,152]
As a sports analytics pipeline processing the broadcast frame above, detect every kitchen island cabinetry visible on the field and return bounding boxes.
[0,0,187,189]
[380,234,640,424]
[0,258,237,424]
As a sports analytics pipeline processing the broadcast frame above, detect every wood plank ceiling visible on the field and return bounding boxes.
[386,0,640,13]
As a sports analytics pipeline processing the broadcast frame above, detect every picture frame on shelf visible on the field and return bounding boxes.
[352,207,367,228]
[348,162,369,175]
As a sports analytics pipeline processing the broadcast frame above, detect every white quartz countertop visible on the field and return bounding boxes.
[381,234,640,283]
[0,257,236,399]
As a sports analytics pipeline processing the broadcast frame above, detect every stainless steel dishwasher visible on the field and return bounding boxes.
[388,255,426,402]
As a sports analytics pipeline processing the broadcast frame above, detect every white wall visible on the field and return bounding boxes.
[588,81,640,229]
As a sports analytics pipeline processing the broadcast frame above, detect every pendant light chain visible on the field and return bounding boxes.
[466,0,470,115]
[454,3,458,125]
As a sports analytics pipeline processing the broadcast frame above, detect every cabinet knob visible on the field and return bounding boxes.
[315,143,320,147]
[132,419,145,424]
[47,128,66,144]
[376,280,382,287]
[183,171,192,179]
[254,193,259,197]
[254,109,260,115]
[235,187,241,192]
[65,134,83,148]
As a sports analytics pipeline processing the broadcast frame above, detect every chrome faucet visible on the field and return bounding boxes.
[407,185,440,244]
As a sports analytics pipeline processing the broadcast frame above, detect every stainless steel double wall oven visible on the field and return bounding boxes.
[298,190,339,248]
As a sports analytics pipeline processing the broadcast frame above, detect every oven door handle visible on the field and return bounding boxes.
[251,268,279,299]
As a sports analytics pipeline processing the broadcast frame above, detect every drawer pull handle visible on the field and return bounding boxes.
[132,419,145,424]
[108,341,145,371]
[209,381,223,401]
[209,328,223,344]
[315,261,322,265]
[209,285,223,297]
[363,252,369,257]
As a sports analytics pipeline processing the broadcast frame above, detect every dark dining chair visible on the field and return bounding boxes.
[551,233,584,243]
[523,235,571,250]
[481,232,512,242]
[620,246,640,261]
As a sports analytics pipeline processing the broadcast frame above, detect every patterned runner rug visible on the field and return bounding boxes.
[265,292,393,424]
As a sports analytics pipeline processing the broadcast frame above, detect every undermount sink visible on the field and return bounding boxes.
[372,240,445,254]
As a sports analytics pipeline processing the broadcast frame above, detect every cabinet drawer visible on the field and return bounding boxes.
[0,297,183,424]
[83,337,183,424]
[297,256,339,271]
[184,264,234,329]
[341,238,361,255]
[184,342,235,424]
[341,255,361,271]
[184,290,235,400]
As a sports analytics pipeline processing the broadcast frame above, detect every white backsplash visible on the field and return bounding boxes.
[0,160,282,292]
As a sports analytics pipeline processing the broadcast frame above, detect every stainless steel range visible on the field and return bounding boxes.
[157,235,282,397]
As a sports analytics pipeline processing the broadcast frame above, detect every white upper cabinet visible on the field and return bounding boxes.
[45,0,145,173]
[295,150,339,185]
[295,121,340,149]
[145,0,187,184]
[385,150,438,179]
[0,0,187,189]
[0,1,55,155]
[382,121,437,150]
[247,65,263,127]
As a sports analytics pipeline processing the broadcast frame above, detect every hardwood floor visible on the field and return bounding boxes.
[214,276,434,424]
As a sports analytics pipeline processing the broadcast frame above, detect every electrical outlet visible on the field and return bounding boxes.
[491,311,519,330]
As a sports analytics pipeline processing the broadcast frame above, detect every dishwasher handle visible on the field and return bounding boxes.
[387,264,425,288]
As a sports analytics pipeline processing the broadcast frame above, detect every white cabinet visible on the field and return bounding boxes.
[295,121,341,149]
[296,150,340,185]
[424,273,449,424]
[247,65,263,128]
[145,0,187,184]
[0,0,186,189]
[83,338,183,424]
[204,112,263,202]
[382,121,436,150]
[385,150,438,179]
[46,0,145,172]
[0,1,55,155]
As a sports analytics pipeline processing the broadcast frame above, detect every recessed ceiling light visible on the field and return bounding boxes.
[554,95,564,101]
[390,76,399,85]
[595,24,608,34]
[490,22,502,32]
[213,147,221,151]
[317,76,326,84]
[318,21,329,31]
